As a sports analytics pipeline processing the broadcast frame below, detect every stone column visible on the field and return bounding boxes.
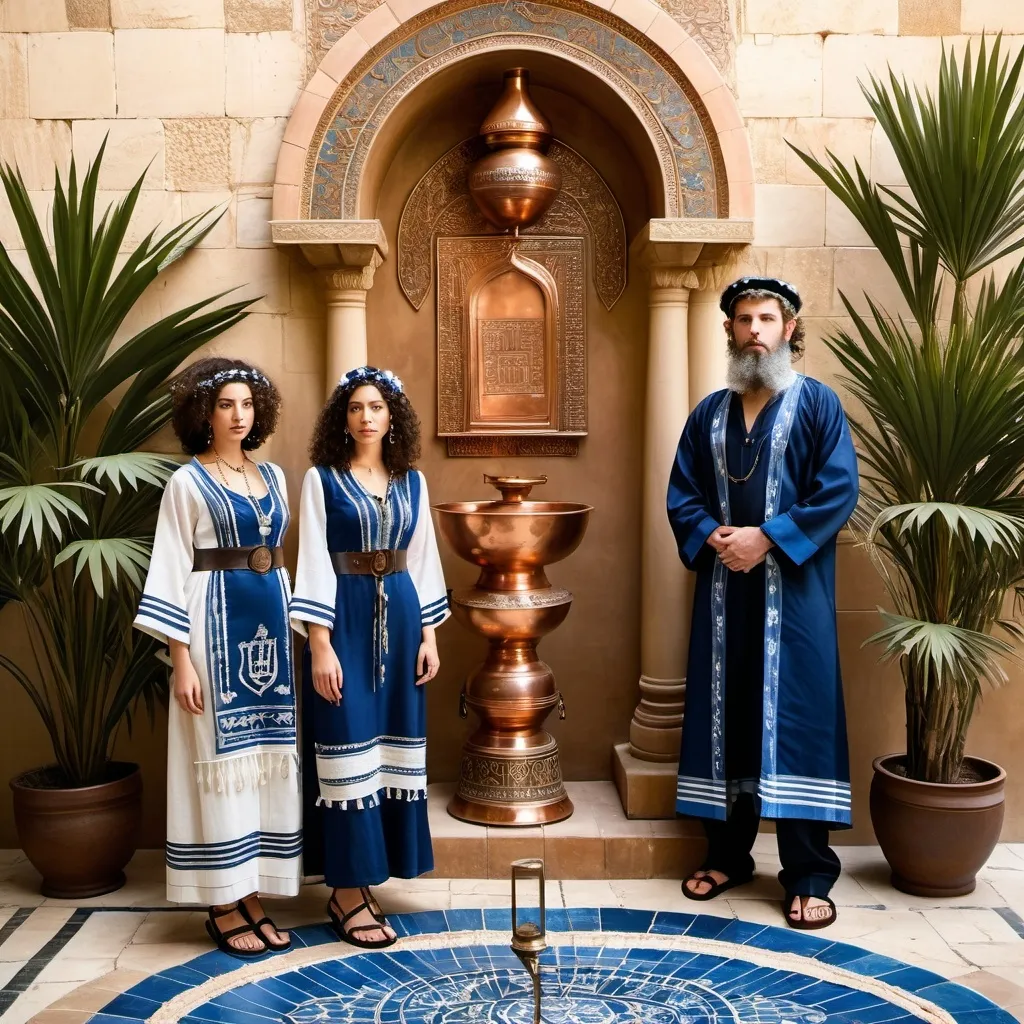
[270,219,388,395]
[613,265,694,819]
[322,260,381,397]
[688,288,729,405]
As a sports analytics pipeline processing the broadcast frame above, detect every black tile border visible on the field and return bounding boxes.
[0,908,91,1014]
[994,906,1024,940]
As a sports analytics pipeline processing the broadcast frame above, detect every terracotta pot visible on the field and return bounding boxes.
[10,762,142,898]
[870,753,1005,897]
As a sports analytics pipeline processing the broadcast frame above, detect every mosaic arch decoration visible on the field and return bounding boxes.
[398,137,627,311]
[304,0,735,81]
[85,907,1014,1024]
[306,0,728,222]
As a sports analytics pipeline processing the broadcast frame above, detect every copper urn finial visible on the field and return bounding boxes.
[468,69,563,231]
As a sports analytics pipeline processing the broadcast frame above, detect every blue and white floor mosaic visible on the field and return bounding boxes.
[83,908,1015,1024]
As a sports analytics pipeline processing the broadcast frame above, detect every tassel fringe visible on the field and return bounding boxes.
[316,785,426,810]
[194,752,297,794]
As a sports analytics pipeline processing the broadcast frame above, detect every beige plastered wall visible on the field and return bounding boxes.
[0,0,1022,849]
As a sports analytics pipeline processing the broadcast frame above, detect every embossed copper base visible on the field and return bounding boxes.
[434,477,591,827]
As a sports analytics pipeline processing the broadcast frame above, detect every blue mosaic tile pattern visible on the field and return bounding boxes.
[88,909,1015,1024]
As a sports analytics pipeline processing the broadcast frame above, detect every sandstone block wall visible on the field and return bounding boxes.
[0,0,1021,846]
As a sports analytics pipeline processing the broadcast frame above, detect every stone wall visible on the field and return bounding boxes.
[0,0,1023,847]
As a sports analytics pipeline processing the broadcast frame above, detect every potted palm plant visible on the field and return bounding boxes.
[0,143,255,897]
[793,38,1024,896]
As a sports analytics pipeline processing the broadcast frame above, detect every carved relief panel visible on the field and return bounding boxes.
[437,237,585,458]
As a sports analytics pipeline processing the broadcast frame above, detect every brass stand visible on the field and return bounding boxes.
[434,476,591,826]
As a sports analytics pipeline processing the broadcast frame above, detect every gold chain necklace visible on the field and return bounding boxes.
[726,435,768,485]
[212,451,273,537]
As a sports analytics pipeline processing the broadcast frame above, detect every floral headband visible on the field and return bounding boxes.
[173,367,270,395]
[339,365,404,398]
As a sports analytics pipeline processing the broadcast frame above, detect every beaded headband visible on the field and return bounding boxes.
[173,367,270,395]
[338,365,404,398]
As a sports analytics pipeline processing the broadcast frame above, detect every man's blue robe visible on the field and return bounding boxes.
[667,375,859,828]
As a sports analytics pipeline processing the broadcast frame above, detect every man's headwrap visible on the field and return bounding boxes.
[719,277,802,317]
[337,365,404,398]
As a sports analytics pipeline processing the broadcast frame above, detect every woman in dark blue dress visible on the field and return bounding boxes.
[290,366,449,948]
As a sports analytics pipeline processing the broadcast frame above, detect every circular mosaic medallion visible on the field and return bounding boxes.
[88,909,1015,1024]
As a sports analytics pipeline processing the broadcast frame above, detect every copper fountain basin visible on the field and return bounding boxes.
[433,476,592,826]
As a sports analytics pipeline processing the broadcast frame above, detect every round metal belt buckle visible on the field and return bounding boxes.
[370,550,389,576]
[247,545,274,574]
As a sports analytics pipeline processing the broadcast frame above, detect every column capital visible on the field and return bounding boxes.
[321,255,383,295]
[632,218,754,293]
[271,218,388,279]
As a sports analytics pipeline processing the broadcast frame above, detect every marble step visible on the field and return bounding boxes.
[426,781,705,879]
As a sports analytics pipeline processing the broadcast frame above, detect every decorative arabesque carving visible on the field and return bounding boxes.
[304,0,735,88]
[399,137,626,312]
[305,0,726,221]
[304,0,381,78]
[651,0,734,80]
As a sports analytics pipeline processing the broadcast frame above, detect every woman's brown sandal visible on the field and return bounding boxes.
[238,898,291,952]
[205,904,268,958]
[327,895,397,950]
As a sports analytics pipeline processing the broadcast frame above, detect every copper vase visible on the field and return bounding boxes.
[467,69,562,231]
[434,476,591,826]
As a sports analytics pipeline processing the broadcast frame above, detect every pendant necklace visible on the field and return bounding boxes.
[213,449,273,539]
[726,435,768,485]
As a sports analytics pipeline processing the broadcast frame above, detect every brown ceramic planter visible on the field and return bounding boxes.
[870,753,1005,897]
[10,761,142,898]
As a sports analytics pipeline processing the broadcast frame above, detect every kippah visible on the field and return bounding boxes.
[720,277,802,316]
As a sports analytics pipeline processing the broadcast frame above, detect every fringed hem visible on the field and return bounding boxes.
[194,751,299,794]
[316,785,427,811]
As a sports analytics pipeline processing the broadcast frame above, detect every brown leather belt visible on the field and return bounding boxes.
[331,549,407,577]
[193,546,284,574]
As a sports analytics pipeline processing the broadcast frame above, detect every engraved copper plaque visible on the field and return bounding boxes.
[437,235,586,457]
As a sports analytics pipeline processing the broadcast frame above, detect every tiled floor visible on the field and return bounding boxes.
[1,832,1023,1021]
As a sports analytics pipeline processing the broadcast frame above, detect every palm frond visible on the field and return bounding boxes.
[73,454,181,493]
[0,482,99,546]
[868,611,1012,688]
[54,538,151,598]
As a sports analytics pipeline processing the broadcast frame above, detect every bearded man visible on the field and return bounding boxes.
[667,277,859,929]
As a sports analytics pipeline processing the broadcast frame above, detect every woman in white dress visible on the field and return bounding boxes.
[134,357,300,957]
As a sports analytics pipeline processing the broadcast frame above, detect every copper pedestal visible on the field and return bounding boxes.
[434,476,591,826]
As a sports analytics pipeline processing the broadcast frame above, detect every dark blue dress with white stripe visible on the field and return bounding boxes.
[290,466,449,887]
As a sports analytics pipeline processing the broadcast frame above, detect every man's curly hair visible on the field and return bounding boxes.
[308,375,421,474]
[170,357,281,456]
[727,288,805,359]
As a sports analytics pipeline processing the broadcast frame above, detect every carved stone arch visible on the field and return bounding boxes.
[398,137,627,312]
[273,0,754,224]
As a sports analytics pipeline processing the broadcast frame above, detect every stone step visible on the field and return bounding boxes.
[426,781,705,880]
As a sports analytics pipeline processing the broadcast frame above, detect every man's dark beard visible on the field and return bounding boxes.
[726,335,796,394]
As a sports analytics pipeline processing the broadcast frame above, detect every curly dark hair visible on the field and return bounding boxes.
[308,373,421,474]
[170,357,281,456]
